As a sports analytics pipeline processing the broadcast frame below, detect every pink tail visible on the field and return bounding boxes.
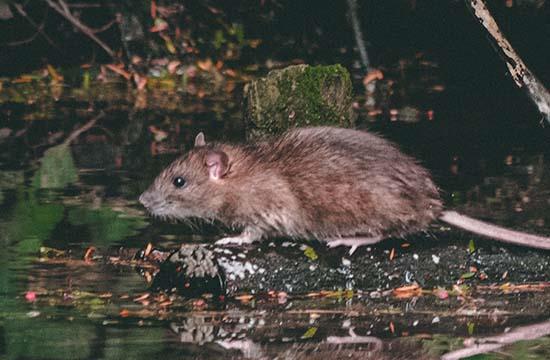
[440,211,550,250]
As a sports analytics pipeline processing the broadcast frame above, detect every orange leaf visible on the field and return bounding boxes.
[235,294,254,302]
[207,6,222,14]
[148,126,168,142]
[105,64,131,80]
[12,76,33,84]
[133,74,148,90]
[192,299,206,307]
[393,284,422,298]
[144,243,153,257]
[84,247,96,262]
[394,284,420,293]
[197,58,213,72]
[362,69,384,86]
[434,288,449,300]
[167,60,181,74]
[162,35,176,54]
[47,64,63,82]
[224,69,237,77]
[389,248,395,260]
[134,293,150,302]
[150,21,169,33]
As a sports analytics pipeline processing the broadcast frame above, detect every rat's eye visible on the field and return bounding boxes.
[173,176,186,188]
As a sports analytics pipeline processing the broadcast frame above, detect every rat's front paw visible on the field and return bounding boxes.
[215,228,263,246]
[215,235,256,246]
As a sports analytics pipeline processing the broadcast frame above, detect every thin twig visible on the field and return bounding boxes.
[346,0,371,72]
[7,26,42,46]
[442,319,550,360]
[10,3,58,48]
[466,0,550,125]
[63,111,105,146]
[88,19,117,34]
[44,0,115,57]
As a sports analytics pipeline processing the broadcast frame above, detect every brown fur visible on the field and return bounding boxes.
[139,127,443,242]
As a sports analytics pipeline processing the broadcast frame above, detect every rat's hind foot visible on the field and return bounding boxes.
[215,228,262,246]
[326,236,383,255]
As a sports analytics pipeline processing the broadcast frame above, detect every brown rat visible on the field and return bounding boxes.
[139,127,550,251]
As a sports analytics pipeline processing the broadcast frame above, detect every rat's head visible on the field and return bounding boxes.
[139,132,231,221]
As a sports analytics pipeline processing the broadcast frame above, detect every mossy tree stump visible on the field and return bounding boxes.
[243,64,356,138]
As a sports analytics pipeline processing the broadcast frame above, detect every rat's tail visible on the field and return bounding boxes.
[440,211,550,250]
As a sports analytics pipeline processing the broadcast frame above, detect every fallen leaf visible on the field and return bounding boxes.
[84,247,96,262]
[134,293,150,302]
[133,74,148,90]
[434,288,449,300]
[167,60,181,74]
[47,64,63,83]
[468,239,476,254]
[148,126,168,142]
[105,64,131,80]
[362,69,384,86]
[301,327,318,339]
[207,6,222,14]
[224,69,237,77]
[150,18,169,33]
[151,0,157,18]
[197,58,213,71]
[393,284,422,298]
[25,291,37,302]
[235,294,254,302]
[460,272,475,280]
[144,243,153,257]
[248,39,262,48]
[192,299,206,308]
[303,246,318,261]
[159,34,176,53]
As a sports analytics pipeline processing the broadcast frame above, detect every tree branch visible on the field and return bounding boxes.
[9,3,58,48]
[466,0,550,125]
[44,0,115,58]
[63,111,105,146]
[346,0,371,72]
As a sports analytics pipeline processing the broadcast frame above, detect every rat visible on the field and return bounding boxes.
[139,127,550,252]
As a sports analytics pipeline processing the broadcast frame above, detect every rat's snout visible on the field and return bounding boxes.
[139,190,154,208]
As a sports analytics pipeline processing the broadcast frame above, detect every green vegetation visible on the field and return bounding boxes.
[244,64,355,137]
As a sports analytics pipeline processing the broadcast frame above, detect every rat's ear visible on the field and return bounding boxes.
[194,132,206,147]
[206,150,229,180]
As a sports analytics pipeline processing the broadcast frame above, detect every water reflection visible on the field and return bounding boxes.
[0,68,549,359]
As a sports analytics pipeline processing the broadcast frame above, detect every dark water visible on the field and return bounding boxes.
[1,3,550,359]
[0,68,549,359]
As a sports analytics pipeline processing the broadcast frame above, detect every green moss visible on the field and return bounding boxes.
[244,64,355,136]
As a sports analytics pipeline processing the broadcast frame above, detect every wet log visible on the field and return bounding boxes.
[131,231,550,296]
